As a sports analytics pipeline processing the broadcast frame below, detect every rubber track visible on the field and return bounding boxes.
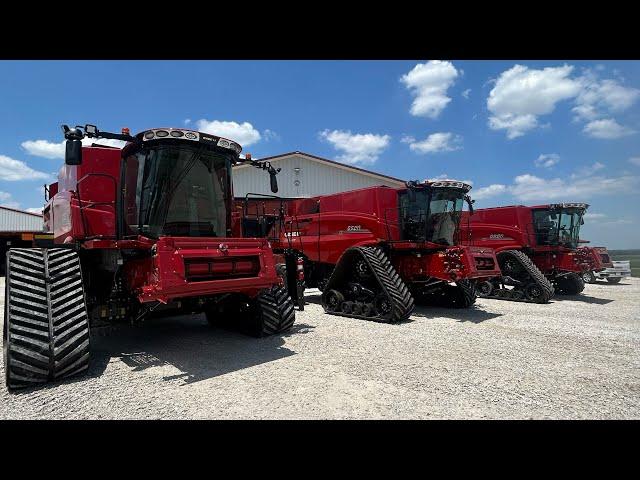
[4,248,90,391]
[256,286,295,336]
[321,246,414,323]
[481,250,554,304]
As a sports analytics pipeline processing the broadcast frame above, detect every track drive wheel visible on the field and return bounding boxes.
[4,248,90,391]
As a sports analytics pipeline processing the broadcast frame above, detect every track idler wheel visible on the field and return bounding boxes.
[524,283,544,301]
[325,289,345,312]
[374,294,392,316]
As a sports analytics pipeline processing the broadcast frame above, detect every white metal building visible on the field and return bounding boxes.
[233,151,405,198]
[0,206,45,275]
[0,206,44,232]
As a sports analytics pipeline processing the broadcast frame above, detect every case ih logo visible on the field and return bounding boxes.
[489,234,505,239]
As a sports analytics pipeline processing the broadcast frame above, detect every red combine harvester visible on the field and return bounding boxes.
[3,124,297,391]
[267,180,501,322]
[460,202,607,303]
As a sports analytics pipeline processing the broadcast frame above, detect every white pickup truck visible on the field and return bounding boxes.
[582,260,632,284]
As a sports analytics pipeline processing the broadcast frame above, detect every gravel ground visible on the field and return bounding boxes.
[1,276,639,419]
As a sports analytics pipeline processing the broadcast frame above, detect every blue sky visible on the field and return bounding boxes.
[1,60,639,248]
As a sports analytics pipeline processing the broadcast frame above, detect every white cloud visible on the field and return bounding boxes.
[319,129,390,166]
[22,138,127,160]
[583,118,635,139]
[405,132,462,154]
[535,153,560,168]
[0,191,20,209]
[571,162,605,178]
[263,129,281,141]
[487,64,582,139]
[25,207,43,214]
[462,89,471,99]
[508,172,639,201]
[21,140,65,159]
[473,160,639,203]
[472,184,507,200]
[401,60,460,119]
[0,155,51,181]
[573,75,640,122]
[194,119,261,146]
[629,157,640,166]
[583,212,606,220]
[599,218,632,226]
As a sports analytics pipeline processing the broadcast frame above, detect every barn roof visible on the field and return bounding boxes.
[234,151,406,185]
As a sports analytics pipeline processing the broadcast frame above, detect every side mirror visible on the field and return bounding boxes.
[270,171,279,193]
[465,194,475,215]
[65,139,83,165]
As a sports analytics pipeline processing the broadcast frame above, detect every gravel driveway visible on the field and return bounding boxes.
[2,276,638,419]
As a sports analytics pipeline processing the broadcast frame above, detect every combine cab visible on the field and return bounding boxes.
[461,202,600,302]
[270,180,501,322]
[3,124,297,391]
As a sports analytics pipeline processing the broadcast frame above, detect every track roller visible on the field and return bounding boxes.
[4,248,90,391]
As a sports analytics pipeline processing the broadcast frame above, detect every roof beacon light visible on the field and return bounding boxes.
[121,127,130,135]
[427,180,472,192]
[550,203,589,210]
